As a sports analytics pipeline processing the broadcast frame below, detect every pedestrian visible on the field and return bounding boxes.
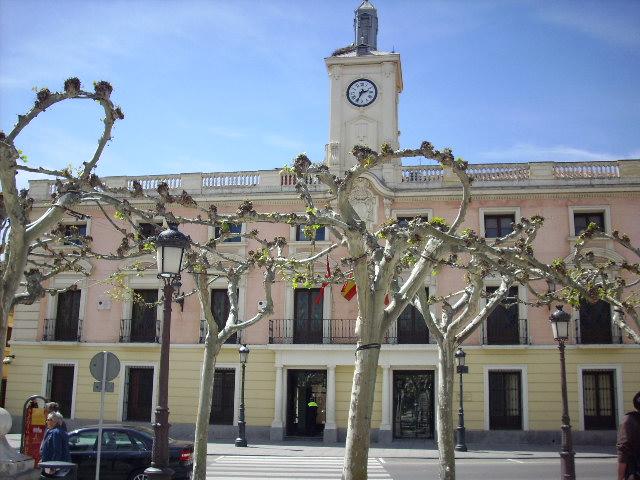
[617,391,640,480]
[44,402,67,431]
[40,411,71,477]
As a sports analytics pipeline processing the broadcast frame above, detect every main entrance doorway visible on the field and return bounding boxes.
[286,369,326,437]
[393,370,435,439]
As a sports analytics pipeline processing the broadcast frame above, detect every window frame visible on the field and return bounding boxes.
[568,206,611,239]
[483,365,528,431]
[577,364,623,431]
[479,207,521,239]
[42,360,78,419]
[117,362,158,422]
[481,280,528,346]
[56,218,91,249]
[209,367,239,425]
[213,223,244,243]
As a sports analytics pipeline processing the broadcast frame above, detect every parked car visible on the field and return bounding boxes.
[68,424,193,480]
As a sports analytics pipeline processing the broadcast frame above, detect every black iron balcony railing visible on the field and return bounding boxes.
[268,318,434,345]
[199,319,240,344]
[575,321,623,345]
[482,318,529,345]
[42,317,83,341]
[120,318,160,343]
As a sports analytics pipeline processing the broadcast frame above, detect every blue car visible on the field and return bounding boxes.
[68,424,193,480]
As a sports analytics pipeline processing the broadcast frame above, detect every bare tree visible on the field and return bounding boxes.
[0,79,123,382]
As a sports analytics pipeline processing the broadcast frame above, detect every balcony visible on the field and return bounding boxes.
[268,318,433,345]
[199,319,239,344]
[482,318,529,345]
[42,317,83,341]
[120,318,160,343]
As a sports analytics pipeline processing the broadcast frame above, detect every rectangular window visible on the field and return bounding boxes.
[210,368,236,425]
[214,223,242,243]
[397,215,429,228]
[130,289,158,343]
[484,214,515,238]
[574,212,605,236]
[293,289,323,344]
[46,364,74,418]
[54,290,81,341]
[397,288,429,344]
[489,370,522,430]
[62,223,87,246]
[124,366,154,422]
[485,287,520,344]
[582,370,616,430]
[211,289,237,344]
[579,299,613,344]
[295,225,326,241]
[138,222,162,239]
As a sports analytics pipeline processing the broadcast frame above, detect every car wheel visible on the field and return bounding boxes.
[129,470,148,480]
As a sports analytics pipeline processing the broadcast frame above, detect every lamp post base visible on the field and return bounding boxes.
[454,426,468,452]
[144,466,174,480]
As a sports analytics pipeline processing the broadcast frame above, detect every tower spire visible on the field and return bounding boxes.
[353,1,378,55]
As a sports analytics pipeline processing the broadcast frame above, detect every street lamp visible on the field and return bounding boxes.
[235,344,250,447]
[145,226,190,480]
[454,346,469,452]
[549,305,576,480]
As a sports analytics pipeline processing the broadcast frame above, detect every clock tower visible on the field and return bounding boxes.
[325,1,403,174]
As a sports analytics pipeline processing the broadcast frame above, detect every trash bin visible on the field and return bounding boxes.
[38,461,77,480]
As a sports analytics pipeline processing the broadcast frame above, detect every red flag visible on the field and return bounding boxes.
[315,256,331,304]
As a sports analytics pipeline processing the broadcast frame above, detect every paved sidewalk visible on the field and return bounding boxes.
[6,433,615,460]
[202,440,615,459]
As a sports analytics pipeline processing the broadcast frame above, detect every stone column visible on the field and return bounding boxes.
[323,364,338,443]
[378,364,393,444]
[270,364,284,440]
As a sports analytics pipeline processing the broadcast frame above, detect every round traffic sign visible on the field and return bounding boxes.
[89,351,121,381]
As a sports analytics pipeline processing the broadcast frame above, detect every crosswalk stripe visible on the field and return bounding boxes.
[206,455,393,479]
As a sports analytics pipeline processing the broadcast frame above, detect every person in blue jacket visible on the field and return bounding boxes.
[40,411,71,477]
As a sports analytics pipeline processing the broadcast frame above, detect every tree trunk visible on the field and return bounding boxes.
[0,304,7,383]
[192,331,222,480]
[341,340,381,480]
[436,339,457,480]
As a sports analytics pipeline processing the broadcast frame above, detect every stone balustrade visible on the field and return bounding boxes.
[27,159,640,200]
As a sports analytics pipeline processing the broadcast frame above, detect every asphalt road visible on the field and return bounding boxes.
[381,457,615,480]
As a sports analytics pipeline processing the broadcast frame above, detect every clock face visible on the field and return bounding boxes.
[347,78,377,107]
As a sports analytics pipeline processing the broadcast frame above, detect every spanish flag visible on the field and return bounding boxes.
[341,280,357,301]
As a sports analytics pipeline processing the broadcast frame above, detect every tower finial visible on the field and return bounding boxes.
[354,1,378,55]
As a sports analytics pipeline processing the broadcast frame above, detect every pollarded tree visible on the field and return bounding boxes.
[279,143,640,480]
[0,79,124,383]
[87,185,341,480]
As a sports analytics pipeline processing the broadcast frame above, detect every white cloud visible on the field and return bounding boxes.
[477,144,633,163]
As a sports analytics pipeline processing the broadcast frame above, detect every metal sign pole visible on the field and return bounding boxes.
[95,351,107,480]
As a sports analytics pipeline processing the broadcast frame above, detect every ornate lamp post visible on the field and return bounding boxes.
[145,226,190,480]
[454,346,469,452]
[235,344,250,447]
[549,305,576,480]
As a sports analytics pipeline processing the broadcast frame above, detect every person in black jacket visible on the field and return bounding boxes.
[618,391,640,480]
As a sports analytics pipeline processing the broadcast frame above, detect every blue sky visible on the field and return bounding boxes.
[1,0,639,189]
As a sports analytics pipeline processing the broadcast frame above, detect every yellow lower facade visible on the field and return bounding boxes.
[4,342,639,441]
